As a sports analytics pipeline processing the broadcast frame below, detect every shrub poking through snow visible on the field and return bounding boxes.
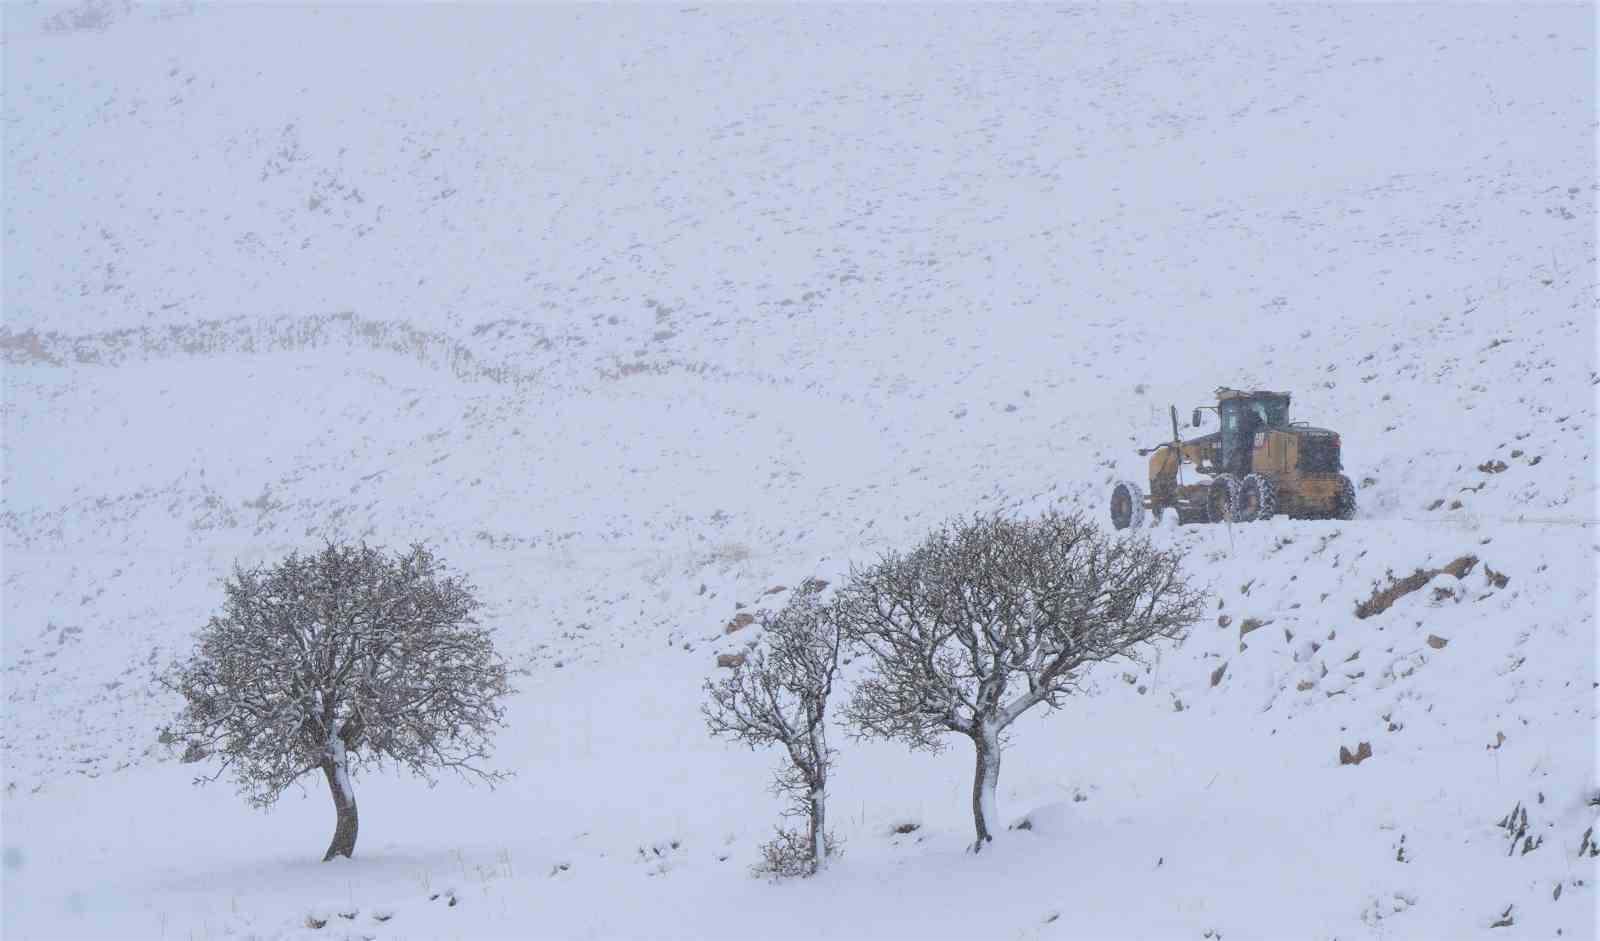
[160,542,512,861]
[703,581,844,877]
[1579,825,1599,858]
[837,511,1205,852]
[753,826,842,879]
[1496,801,1545,856]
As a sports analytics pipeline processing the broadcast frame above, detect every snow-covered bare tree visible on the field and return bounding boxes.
[703,581,844,877]
[839,511,1205,852]
[160,541,512,861]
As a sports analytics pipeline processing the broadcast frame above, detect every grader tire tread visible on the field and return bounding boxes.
[1334,475,1357,520]
[1110,480,1147,530]
[1237,474,1278,522]
[1207,475,1243,524]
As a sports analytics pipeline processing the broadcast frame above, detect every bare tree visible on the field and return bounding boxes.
[703,581,844,876]
[160,541,512,861]
[839,511,1205,852]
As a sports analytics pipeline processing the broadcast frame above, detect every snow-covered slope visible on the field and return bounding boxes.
[3,3,1596,939]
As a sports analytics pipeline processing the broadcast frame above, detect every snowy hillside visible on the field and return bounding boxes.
[3,2,1597,939]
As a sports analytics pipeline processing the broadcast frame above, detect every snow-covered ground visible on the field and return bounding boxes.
[3,2,1597,938]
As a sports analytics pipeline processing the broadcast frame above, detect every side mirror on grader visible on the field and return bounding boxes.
[1110,387,1357,529]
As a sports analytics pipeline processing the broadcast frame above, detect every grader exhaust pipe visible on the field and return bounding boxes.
[1169,406,1184,487]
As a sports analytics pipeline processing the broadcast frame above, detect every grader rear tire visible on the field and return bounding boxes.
[1236,474,1278,522]
[1110,480,1146,530]
[1207,475,1242,524]
[1334,475,1357,520]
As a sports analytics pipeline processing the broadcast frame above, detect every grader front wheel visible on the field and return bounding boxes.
[1110,480,1147,530]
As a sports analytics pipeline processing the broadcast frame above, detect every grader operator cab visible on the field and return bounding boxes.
[1110,387,1356,529]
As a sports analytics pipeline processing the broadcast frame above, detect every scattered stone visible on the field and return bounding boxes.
[1478,459,1508,474]
[1239,617,1265,637]
[1426,634,1449,649]
[1484,564,1509,589]
[1338,741,1373,766]
[724,612,756,634]
[1210,661,1228,687]
[1489,904,1514,928]
[1217,614,1233,629]
[716,652,746,669]
[1296,679,1315,691]
[763,585,787,595]
[1356,555,1477,619]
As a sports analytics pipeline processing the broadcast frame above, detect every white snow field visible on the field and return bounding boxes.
[3,2,1597,939]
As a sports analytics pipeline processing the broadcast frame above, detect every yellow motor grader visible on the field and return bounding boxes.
[1110,387,1356,528]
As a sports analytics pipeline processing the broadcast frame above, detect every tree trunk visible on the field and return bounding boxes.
[970,725,1001,852]
[804,711,830,875]
[320,759,359,861]
[808,785,827,875]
